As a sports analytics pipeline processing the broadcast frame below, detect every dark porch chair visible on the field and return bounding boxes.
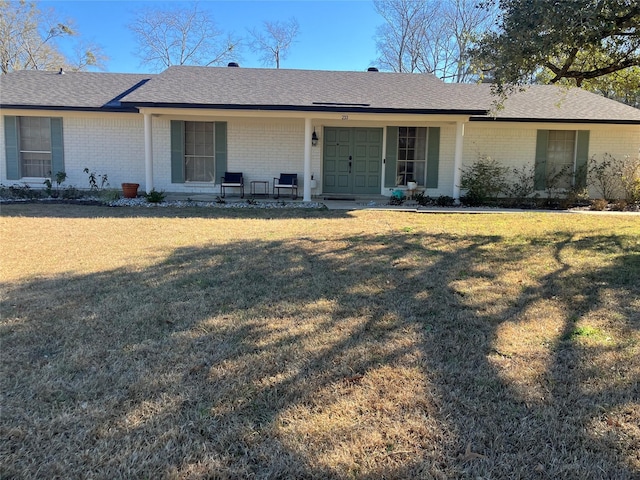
[220,172,244,198]
[273,173,298,199]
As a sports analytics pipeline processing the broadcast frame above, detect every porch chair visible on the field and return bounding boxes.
[273,173,298,199]
[220,172,244,198]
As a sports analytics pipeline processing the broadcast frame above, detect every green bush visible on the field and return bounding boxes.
[145,189,166,203]
[436,195,455,207]
[459,156,509,206]
[505,164,537,205]
[1,183,44,199]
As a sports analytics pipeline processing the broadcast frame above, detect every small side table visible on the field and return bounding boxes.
[250,180,269,197]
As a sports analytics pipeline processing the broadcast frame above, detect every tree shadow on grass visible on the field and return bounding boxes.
[1,229,638,478]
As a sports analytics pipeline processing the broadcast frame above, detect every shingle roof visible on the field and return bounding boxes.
[120,65,486,114]
[2,66,639,123]
[0,70,152,111]
[459,84,640,123]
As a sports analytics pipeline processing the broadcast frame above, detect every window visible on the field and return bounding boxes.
[396,127,426,186]
[19,116,52,177]
[170,121,226,184]
[184,121,215,182]
[535,129,589,191]
[546,130,576,189]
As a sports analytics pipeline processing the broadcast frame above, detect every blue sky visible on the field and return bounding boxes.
[41,0,383,73]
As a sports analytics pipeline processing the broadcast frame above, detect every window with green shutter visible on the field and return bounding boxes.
[171,120,227,183]
[389,126,440,187]
[4,116,64,179]
[534,129,589,191]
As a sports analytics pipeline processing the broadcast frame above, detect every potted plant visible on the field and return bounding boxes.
[121,183,140,198]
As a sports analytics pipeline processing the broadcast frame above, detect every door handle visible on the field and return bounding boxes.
[349,156,352,174]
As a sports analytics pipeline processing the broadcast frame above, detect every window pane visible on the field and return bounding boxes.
[19,117,52,177]
[184,121,215,182]
[396,126,427,185]
[21,152,51,177]
[547,130,575,188]
[415,128,426,161]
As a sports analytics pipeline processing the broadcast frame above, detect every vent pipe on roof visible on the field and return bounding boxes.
[227,62,240,67]
[367,67,379,72]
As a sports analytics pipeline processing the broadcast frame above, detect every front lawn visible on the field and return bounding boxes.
[1,204,638,479]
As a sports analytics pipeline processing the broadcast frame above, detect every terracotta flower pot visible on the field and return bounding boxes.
[122,183,140,198]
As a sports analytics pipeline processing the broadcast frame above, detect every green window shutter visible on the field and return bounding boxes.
[426,127,440,188]
[384,126,398,188]
[214,122,227,184]
[170,120,185,183]
[575,130,590,189]
[534,130,549,191]
[4,116,20,180]
[50,117,64,175]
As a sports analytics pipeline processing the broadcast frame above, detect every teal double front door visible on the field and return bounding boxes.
[323,127,383,195]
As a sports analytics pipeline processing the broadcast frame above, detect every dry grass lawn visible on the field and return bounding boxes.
[1,204,638,479]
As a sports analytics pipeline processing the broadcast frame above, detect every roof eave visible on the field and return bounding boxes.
[121,102,488,116]
[469,116,640,125]
[0,104,140,113]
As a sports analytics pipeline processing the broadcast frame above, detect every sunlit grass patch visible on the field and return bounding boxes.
[1,204,639,479]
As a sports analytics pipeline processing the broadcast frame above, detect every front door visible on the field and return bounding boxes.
[323,127,382,195]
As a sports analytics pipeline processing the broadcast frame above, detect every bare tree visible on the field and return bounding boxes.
[129,2,239,71]
[248,18,300,69]
[373,0,496,82]
[374,0,433,73]
[0,0,105,74]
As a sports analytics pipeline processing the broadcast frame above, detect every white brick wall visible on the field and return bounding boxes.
[0,112,144,190]
[151,117,317,195]
[461,122,640,197]
[2,112,637,199]
[64,115,145,189]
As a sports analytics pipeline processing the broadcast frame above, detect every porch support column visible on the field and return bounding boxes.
[452,121,464,202]
[144,113,154,193]
[381,126,387,195]
[303,117,312,202]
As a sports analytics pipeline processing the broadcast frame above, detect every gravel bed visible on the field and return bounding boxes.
[0,196,327,209]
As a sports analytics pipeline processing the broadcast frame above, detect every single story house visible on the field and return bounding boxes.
[1,65,639,201]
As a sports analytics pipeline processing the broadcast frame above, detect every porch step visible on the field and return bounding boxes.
[323,196,356,201]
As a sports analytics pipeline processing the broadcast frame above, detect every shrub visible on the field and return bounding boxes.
[459,156,509,206]
[83,168,109,191]
[413,192,433,206]
[587,154,640,204]
[588,154,620,201]
[618,156,640,203]
[99,189,121,202]
[145,189,166,203]
[612,200,628,211]
[61,186,82,200]
[43,171,67,197]
[590,198,608,211]
[436,195,455,207]
[505,163,537,206]
[1,183,44,199]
